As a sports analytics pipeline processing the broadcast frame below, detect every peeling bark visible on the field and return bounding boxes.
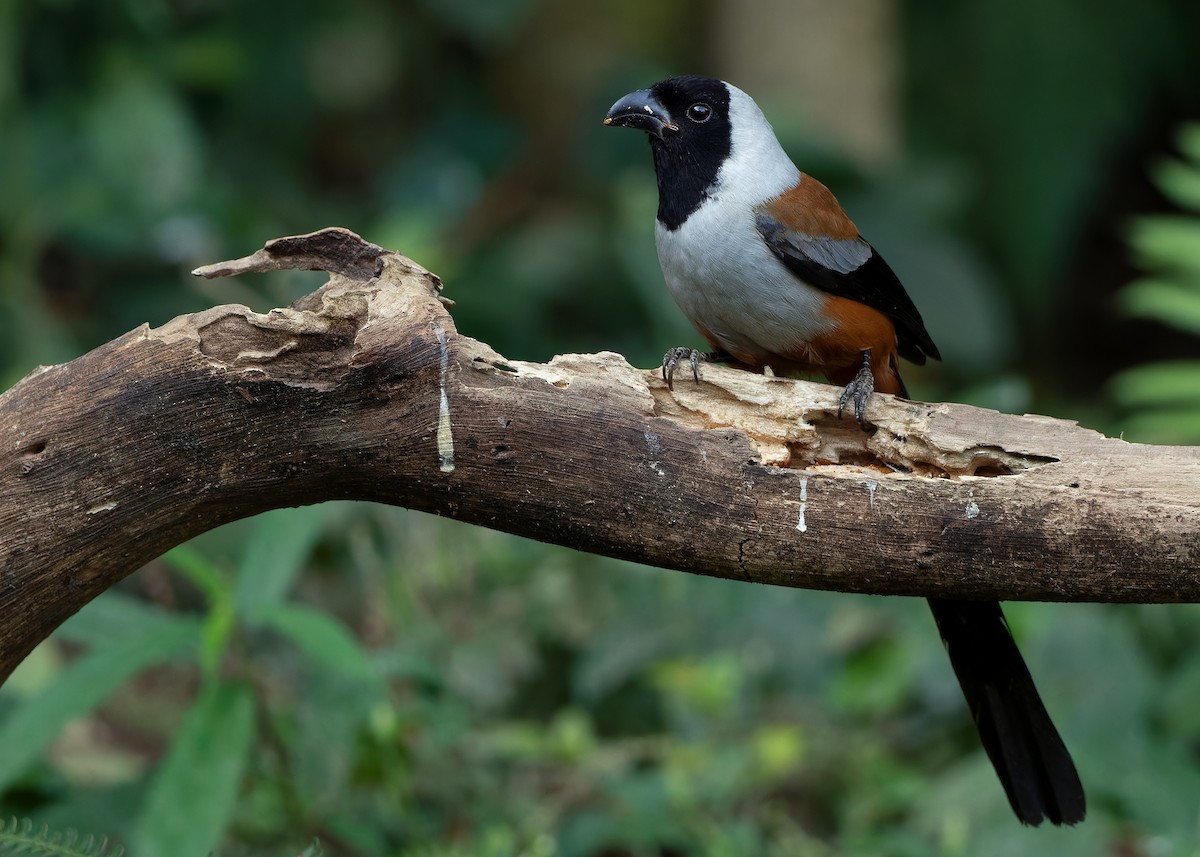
[1,228,1199,685]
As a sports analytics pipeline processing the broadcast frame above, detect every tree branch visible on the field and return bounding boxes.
[2,228,1198,684]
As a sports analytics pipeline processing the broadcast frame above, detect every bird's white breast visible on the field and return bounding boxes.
[654,84,834,364]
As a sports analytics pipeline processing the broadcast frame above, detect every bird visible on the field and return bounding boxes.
[604,74,1085,826]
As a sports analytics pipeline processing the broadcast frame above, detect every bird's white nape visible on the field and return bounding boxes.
[716,82,801,206]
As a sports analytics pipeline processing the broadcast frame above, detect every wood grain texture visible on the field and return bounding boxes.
[1,228,1198,685]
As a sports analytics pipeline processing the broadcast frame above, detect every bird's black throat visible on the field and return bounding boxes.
[642,76,732,231]
[649,134,728,231]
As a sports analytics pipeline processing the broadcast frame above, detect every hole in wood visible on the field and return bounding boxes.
[22,441,47,457]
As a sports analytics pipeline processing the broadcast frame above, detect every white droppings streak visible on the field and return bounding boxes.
[964,500,980,519]
[434,324,455,473]
[86,501,118,515]
[796,475,808,533]
[644,429,665,477]
[866,480,878,512]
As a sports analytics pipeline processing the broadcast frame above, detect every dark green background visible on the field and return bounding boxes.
[2,1,1200,855]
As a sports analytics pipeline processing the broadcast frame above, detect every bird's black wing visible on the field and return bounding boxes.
[754,211,940,365]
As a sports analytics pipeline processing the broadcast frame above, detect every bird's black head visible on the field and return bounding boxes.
[604,75,733,230]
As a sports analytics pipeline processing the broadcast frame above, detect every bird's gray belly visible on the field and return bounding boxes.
[659,238,833,366]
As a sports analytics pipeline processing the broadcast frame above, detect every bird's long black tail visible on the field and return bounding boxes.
[927,598,1086,825]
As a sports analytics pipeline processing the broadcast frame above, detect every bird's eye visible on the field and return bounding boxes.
[686,103,712,123]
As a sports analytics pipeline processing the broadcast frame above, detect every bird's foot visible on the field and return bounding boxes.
[661,347,706,390]
[838,350,876,432]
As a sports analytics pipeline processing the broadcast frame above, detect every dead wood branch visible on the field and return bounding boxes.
[2,227,1198,684]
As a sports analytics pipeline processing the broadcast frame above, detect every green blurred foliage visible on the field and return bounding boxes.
[1112,124,1200,441]
[3,1,1200,855]
[905,1,1197,308]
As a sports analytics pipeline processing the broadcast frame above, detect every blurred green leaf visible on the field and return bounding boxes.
[751,723,805,781]
[288,671,379,811]
[1111,360,1200,407]
[1176,123,1200,174]
[830,635,915,719]
[0,817,125,857]
[545,707,596,762]
[53,590,183,647]
[131,681,255,857]
[1129,216,1200,274]
[163,546,235,680]
[0,618,197,790]
[1152,156,1200,212]
[234,505,330,613]
[652,654,741,721]
[1112,406,1200,444]
[1115,121,1200,444]
[163,545,228,600]
[1117,278,1200,335]
[82,59,202,227]
[478,720,548,763]
[1159,654,1200,736]
[247,602,379,686]
[170,32,246,89]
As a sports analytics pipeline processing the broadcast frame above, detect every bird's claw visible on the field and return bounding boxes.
[838,351,876,432]
[662,347,705,390]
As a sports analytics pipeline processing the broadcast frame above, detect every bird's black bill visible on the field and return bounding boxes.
[603,89,678,139]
